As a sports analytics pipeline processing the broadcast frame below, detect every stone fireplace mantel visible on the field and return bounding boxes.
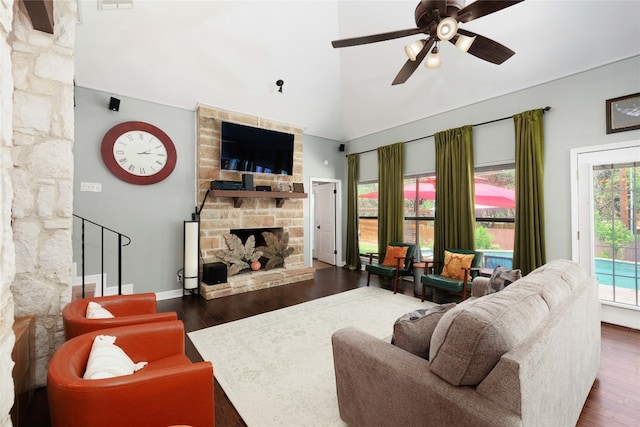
[212,189,307,208]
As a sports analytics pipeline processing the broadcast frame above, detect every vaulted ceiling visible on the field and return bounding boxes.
[74,0,640,142]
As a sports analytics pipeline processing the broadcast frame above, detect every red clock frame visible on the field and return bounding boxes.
[100,121,177,185]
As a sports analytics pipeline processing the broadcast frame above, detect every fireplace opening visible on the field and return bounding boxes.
[229,227,284,269]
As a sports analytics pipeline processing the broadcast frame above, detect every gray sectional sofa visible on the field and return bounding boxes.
[332,259,601,427]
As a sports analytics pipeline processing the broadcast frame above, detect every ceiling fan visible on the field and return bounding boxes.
[331,0,524,85]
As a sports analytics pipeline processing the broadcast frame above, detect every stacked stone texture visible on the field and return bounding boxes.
[1,3,16,426]
[3,1,77,405]
[197,105,311,299]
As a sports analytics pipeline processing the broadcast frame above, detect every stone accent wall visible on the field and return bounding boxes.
[5,0,77,394]
[1,2,16,425]
[197,105,313,299]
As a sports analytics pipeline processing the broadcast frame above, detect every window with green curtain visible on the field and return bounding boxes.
[513,108,546,275]
[377,142,404,257]
[344,153,361,271]
[433,125,476,270]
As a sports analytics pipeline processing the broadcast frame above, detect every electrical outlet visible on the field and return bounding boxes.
[80,182,102,192]
[177,272,183,283]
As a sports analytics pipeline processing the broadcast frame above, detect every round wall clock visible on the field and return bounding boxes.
[101,121,177,185]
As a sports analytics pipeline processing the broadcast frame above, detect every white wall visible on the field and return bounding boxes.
[346,56,640,262]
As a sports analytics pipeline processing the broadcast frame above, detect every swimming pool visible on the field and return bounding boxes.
[483,252,639,291]
[595,258,639,290]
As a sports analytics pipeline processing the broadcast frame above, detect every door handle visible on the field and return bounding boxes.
[317,225,320,229]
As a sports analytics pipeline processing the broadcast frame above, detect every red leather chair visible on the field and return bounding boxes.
[47,320,214,427]
[63,293,177,340]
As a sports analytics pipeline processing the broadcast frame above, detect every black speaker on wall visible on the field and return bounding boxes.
[338,143,345,152]
[109,97,120,111]
[203,262,227,286]
[242,173,254,191]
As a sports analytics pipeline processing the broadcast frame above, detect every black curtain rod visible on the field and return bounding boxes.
[349,106,552,156]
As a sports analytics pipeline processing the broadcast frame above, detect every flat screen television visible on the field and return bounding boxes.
[220,121,294,175]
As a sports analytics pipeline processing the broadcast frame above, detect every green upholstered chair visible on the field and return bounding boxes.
[365,243,416,294]
[420,249,483,301]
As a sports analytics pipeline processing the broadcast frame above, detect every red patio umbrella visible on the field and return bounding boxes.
[360,179,515,209]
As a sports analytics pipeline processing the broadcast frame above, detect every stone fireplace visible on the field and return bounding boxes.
[196,105,313,299]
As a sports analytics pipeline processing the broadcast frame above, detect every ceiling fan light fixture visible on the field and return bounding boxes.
[436,17,458,41]
[404,39,425,61]
[425,45,441,69]
[455,34,476,52]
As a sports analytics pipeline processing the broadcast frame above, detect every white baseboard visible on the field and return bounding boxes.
[155,288,184,301]
[72,263,134,296]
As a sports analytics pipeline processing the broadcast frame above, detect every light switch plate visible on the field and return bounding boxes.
[80,182,102,192]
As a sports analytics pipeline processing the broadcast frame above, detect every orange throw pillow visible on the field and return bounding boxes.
[382,246,409,269]
[440,250,474,280]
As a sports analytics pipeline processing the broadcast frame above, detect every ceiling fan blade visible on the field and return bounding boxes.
[332,27,425,48]
[392,38,435,85]
[456,0,524,23]
[454,28,515,64]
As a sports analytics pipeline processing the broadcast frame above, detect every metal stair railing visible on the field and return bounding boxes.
[73,214,132,298]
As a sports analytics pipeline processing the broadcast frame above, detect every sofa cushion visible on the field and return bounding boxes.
[489,266,522,292]
[429,288,549,386]
[440,250,474,280]
[391,303,456,359]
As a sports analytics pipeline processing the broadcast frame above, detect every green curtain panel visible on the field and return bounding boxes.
[344,153,361,271]
[377,143,404,257]
[513,109,546,275]
[433,125,476,270]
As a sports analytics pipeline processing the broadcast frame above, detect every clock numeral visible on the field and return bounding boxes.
[157,153,166,157]
[126,134,134,141]
[128,164,135,172]
[118,157,127,164]
[138,132,145,140]
[150,166,157,172]
[139,167,146,175]
[155,160,163,166]
[116,150,124,155]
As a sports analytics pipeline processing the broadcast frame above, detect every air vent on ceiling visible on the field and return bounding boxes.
[98,0,133,10]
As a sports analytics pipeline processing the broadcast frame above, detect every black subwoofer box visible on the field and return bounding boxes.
[203,262,227,285]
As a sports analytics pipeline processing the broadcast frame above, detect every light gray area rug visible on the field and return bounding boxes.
[188,286,435,427]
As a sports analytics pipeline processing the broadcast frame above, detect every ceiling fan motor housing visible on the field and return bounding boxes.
[415,0,465,31]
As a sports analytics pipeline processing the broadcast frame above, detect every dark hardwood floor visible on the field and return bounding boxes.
[21,267,640,427]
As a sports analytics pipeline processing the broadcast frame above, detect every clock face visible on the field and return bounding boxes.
[101,121,177,185]
[112,130,168,177]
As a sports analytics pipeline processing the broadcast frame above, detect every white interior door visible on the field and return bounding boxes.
[315,182,336,265]
[573,142,640,329]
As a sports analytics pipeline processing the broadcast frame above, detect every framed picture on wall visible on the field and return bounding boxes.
[606,92,640,134]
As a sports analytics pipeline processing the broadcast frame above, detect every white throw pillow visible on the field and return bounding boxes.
[86,301,115,319]
[83,335,147,380]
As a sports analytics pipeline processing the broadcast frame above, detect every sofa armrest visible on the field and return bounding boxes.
[332,327,521,427]
[472,276,492,297]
